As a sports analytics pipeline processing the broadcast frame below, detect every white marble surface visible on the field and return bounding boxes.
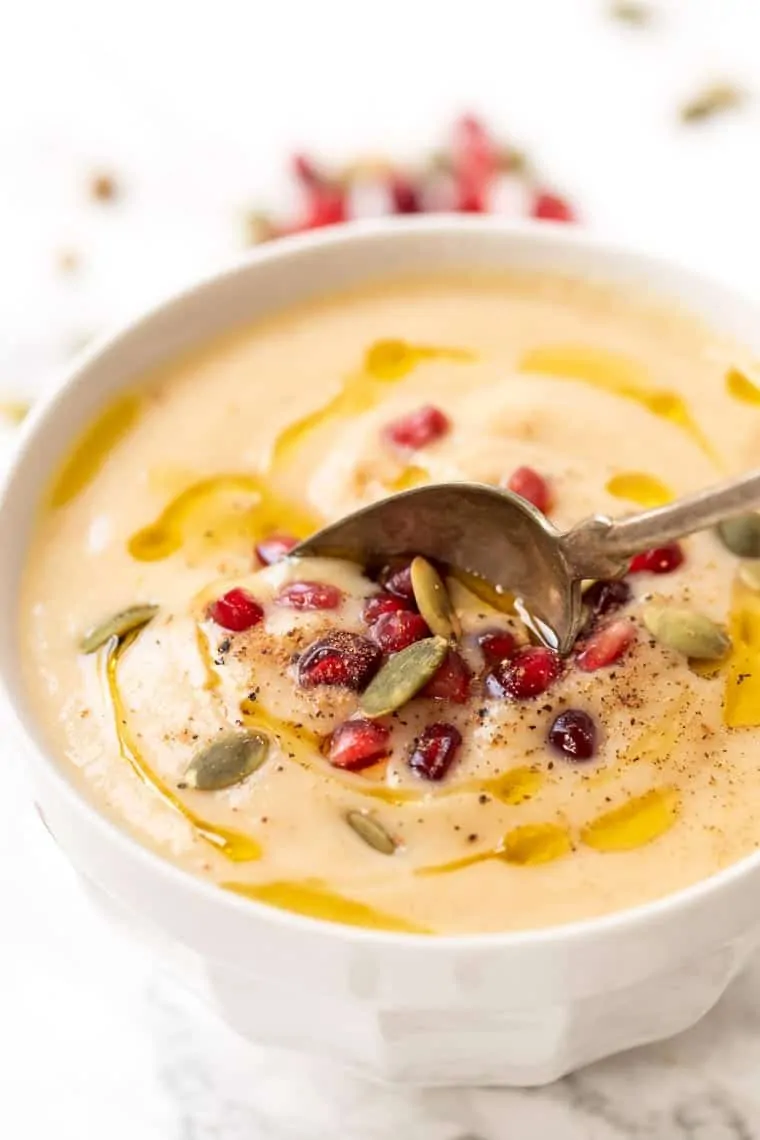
[5,1,760,1135]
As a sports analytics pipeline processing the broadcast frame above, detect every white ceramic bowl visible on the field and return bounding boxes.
[3,217,760,1088]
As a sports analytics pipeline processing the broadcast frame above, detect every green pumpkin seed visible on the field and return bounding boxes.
[716,514,760,558]
[80,604,159,654]
[345,810,396,855]
[609,0,651,25]
[410,556,461,640]
[642,601,731,660]
[182,731,269,791]
[359,636,448,718]
[739,561,760,592]
[680,82,745,124]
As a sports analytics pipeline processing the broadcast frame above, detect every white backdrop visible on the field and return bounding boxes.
[3,2,760,1137]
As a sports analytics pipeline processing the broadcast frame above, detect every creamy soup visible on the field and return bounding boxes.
[21,273,760,935]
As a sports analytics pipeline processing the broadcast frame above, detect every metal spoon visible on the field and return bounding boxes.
[294,469,760,654]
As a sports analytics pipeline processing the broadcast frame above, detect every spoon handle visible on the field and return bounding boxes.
[562,468,760,580]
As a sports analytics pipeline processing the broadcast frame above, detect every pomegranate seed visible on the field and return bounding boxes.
[486,645,562,700]
[582,578,631,618]
[371,610,430,653]
[576,618,635,672]
[532,191,576,223]
[548,709,597,761]
[421,649,471,703]
[255,533,298,566]
[506,466,552,513]
[389,173,421,214]
[275,581,343,611]
[292,153,321,187]
[328,719,391,771]
[452,114,496,214]
[303,189,346,229]
[629,543,684,575]
[207,588,264,632]
[379,562,416,601]
[478,628,518,666]
[409,722,463,781]
[362,592,412,624]
[298,632,382,691]
[385,405,451,450]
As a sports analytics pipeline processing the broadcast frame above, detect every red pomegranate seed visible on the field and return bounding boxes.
[532,191,576,223]
[370,610,430,653]
[292,153,321,187]
[379,562,416,601]
[453,114,496,213]
[362,592,412,624]
[629,543,684,575]
[478,628,518,666]
[486,645,562,700]
[303,189,346,229]
[582,578,631,618]
[255,533,298,566]
[389,173,421,214]
[298,632,382,690]
[409,722,463,781]
[328,718,391,771]
[576,618,635,672]
[506,466,552,513]
[275,581,343,611]
[385,405,451,450]
[548,709,597,761]
[207,588,264,632]
[421,649,471,703]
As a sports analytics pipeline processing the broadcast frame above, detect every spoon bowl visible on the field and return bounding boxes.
[296,467,760,653]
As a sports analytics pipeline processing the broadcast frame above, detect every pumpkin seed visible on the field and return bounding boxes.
[345,810,396,855]
[642,601,731,660]
[359,636,448,718]
[80,603,159,654]
[410,556,461,640]
[739,561,760,592]
[182,731,269,791]
[680,82,745,124]
[716,513,760,558]
[609,0,651,24]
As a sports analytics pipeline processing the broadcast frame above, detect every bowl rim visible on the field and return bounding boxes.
[3,212,759,951]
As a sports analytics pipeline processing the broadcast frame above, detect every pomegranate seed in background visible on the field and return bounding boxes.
[292,153,321,187]
[275,581,344,611]
[582,578,631,618]
[453,114,496,213]
[370,610,430,653]
[298,632,382,690]
[576,618,635,672]
[629,543,684,575]
[506,466,552,513]
[362,592,413,624]
[379,562,416,601]
[255,533,298,566]
[548,709,597,761]
[532,191,576,223]
[328,718,391,771]
[302,188,346,228]
[207,588,264,632]
[409,722,463,781]
[421,649,471,703]
[385,405,451,450]
[486,645,562,700]
[389,172,421,213]
[477,628,518,666]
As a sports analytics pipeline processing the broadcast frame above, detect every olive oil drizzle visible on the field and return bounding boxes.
[605,471,673,508]
[102,634,261,861]
[519,344,716,459]
[52,393,143,508]
[724,576,760,727]
[224,878,430,933]
[421,821,572,874]
[726,366,760,405]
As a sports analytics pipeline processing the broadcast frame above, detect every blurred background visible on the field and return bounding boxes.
[4,1,760,1137]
